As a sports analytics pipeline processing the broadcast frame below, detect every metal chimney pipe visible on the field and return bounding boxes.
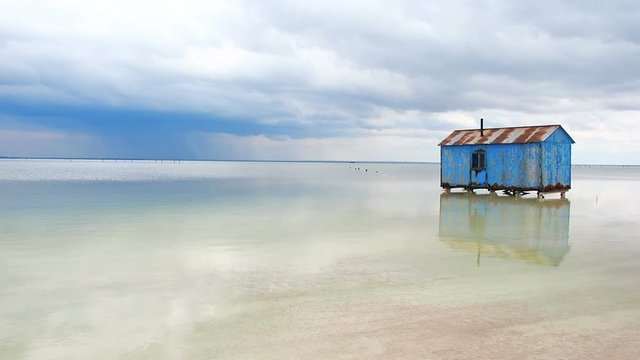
[480,118,484,137]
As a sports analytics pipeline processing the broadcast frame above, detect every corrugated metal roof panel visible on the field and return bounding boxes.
[438,125,561,146]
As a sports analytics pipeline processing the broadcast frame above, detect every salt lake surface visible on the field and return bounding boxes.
[1,160,639,359]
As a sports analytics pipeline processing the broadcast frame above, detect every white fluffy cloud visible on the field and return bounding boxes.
[1,0,640,162]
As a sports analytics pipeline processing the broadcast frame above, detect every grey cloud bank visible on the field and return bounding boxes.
[0,0,639,163]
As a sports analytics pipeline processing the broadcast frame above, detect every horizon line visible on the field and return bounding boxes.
[1,156,639,167]
[0,156,436,165]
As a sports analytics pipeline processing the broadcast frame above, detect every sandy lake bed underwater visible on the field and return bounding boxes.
[1,160,639,359]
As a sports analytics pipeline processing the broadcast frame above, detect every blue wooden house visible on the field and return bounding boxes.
[438,122,575,198]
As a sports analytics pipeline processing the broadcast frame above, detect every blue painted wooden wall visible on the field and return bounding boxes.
[541,127,572,188]
[440,128,573,190]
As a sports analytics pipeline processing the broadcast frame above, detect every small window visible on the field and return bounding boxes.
[472,149,486,170]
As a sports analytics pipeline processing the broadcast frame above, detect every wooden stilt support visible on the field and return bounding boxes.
[560,191,566,199]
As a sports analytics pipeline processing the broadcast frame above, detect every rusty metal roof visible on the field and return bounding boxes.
[438,125,571,146]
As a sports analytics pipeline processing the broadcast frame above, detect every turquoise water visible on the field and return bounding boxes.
[1,160,639,359]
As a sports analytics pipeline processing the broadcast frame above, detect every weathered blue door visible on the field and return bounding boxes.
[471,168,487,186]
[470,149,487,187]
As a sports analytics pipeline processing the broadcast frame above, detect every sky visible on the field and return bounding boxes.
[1,0,639,163]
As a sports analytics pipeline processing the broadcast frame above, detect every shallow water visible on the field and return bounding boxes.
[1,160,639,359]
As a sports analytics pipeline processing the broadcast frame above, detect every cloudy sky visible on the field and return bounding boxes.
[1,0,639,163]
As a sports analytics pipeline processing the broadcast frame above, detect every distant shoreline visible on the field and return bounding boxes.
[0,157,437,165]
[0,157,638,167]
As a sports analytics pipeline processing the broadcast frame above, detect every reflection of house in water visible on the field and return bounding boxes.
[439,194,571,266]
